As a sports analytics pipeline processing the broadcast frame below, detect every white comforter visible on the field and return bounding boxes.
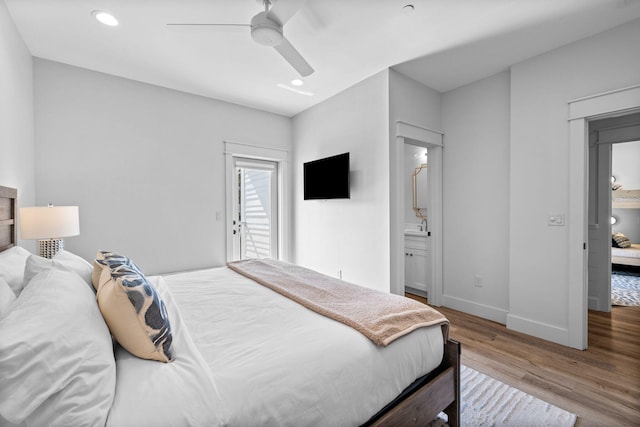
[107,267,444,427]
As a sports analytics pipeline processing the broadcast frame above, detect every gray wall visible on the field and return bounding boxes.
[435,18,640,345]
[441,71,511,323]
[33,59,291,274]
[0,0,35,250]
[292,71,391,292]
[508,18,640,343]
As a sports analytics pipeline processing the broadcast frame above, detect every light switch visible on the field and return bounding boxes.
[547,213,565,226]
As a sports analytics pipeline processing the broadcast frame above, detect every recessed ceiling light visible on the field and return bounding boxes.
[92,10,119,27]
[291,79,304,86]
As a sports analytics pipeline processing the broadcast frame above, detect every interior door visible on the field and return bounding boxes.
[231,158,278,260]
[588,112,640,311]
[587,140,612,312]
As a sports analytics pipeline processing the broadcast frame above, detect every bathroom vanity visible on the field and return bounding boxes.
[404,230,430,297]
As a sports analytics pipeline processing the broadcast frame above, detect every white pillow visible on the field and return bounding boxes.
[0,278,17,320]
[0,269,116,426]
[53,250,93,288]
[23,253,93,292]
[0,246,31,296]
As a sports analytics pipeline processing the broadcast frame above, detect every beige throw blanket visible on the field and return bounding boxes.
[227,259,449,346]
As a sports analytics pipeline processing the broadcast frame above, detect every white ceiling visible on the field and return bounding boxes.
[6,0,640,117]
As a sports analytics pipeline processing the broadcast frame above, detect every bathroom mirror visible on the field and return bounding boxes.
[412,163,428,219]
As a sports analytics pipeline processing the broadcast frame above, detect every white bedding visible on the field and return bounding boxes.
[0,248,446,427]
[612,243,640,266]
[105,275,227,427]
[612,243,640,259]
[158,266,445,427]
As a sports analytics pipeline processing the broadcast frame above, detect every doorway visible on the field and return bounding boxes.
[610,141,640,307]
[567,84,640,349]
[588,110,640,313]
[393,121,444,306]
[224,141,290,263]
[588,114,640,312]
[232,158,278,260]
[403,144,430,299]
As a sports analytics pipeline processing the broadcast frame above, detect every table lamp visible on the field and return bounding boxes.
[20,204,80,258]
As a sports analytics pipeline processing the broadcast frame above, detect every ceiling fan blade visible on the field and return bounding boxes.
[267,0,308,26]
[166,23,249,32]
[274,37,314,77]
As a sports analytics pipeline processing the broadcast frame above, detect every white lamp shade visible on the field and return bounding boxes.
[20,206,80,240]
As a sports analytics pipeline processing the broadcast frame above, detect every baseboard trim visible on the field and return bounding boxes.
[506,314,569,346]
[442,295,508,324]
[406,287,427,298]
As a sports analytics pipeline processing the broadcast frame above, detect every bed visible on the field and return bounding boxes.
[612,244,640,267]
[612,189,640,209]
[611,189,640,268]
[0,185,460,427]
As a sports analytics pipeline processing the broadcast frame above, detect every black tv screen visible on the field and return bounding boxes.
[303,152,350,200]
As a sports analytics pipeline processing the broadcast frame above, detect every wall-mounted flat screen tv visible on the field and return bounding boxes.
[303,152,350,200]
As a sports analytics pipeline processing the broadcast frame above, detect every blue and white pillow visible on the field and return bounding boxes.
[93,251,174,363]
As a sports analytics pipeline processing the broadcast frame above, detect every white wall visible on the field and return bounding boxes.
[508,19,640,344]
[388,70,442,131]
[0,0,35,250]
[612,141,640,242]
[441,71,511,323]
[612,141,640,189]
[292,71,390,292]
[33,59,291,274]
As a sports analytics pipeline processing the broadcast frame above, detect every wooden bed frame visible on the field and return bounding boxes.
[0,184,460,426]
[368,336,460,426]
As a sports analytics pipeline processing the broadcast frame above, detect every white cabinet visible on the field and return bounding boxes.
[404,233,430,296]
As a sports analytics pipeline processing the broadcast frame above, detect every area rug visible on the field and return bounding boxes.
[430,365,577,427]
[611,271,640,306]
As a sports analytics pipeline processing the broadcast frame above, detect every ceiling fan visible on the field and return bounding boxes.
[167,0,314,77]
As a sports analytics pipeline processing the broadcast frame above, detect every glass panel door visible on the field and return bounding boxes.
[232,158,278,260]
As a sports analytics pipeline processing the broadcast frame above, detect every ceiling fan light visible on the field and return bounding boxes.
[251,11,283,46]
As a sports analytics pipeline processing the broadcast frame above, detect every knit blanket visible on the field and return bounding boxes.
[227,259,449,346]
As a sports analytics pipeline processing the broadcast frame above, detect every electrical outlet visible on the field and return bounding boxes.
[474,275,483,287]
[337,269,342,280]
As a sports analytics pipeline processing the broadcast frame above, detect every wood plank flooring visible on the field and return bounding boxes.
[407,294,640,426]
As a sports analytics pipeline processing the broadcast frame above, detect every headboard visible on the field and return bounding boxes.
[0,185,18,252]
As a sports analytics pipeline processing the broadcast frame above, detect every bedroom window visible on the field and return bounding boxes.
[232,158,278,260]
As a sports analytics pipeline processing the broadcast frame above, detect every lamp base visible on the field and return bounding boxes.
[38,239,64,259]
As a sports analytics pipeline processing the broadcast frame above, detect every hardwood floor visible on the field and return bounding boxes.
[407,294,640,426]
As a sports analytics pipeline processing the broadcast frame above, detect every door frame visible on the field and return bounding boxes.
[567,84,640,349]
[232,157,279,260]
[392,121,444,305]
[224,141,289,262]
